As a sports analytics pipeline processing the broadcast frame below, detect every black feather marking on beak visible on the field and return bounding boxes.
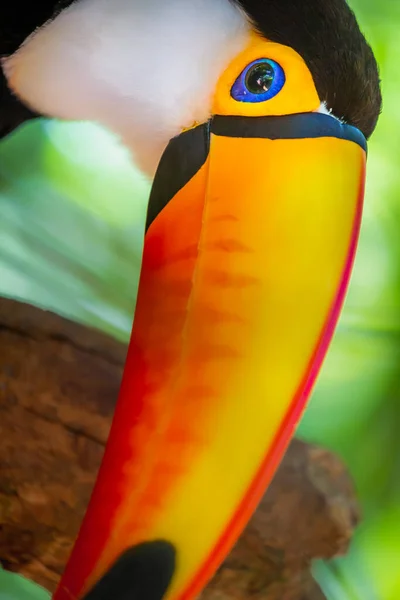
[146,122,210,231]
[211,113,367,151]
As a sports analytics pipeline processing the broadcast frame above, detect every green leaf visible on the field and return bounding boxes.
[0,568,50,600]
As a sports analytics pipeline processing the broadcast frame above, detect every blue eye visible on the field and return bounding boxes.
[231,58,286,103]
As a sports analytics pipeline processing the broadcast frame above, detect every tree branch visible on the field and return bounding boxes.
[0,298,359,599]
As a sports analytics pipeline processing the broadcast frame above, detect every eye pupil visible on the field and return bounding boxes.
[245,63,275,94]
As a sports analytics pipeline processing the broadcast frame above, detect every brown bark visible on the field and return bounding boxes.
[0,297,359,599]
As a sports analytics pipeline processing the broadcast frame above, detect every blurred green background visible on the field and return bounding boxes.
[0,1,398,599]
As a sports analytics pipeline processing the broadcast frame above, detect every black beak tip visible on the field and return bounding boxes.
[82,540,177,600]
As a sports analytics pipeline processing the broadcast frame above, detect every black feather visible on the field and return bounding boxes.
[0,1,73,56]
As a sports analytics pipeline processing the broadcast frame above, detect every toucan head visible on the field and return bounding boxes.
[1,0,381,173]
[0,2,382,600]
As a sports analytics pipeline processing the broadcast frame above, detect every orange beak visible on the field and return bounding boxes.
[54,112,366,600]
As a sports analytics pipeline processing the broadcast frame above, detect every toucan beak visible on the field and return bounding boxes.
[54,111,367,600]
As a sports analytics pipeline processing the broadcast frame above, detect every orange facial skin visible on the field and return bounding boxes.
[54,35,367,600]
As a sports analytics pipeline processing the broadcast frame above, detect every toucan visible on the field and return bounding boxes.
[0,1,382,600]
